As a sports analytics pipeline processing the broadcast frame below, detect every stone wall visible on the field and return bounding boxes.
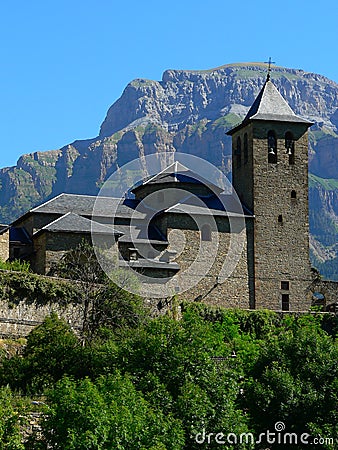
[33,232,118,275]
[153,213,251,308]
[232,121,313,311]
[0,229,9,261]
[309,279,338,309]
[0,299,82,338]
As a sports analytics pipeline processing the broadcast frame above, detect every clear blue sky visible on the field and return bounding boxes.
[1,0,337,169]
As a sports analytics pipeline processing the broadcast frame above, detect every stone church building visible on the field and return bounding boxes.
[5,76,335,311]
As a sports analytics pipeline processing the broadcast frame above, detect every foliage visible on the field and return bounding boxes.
[0,270,81,306]
[0,313,82,394]
[41,373,185,450]
[0,306,337,448]
[0,386,26,449]
[0,259,30,272]
[51,241,148,342]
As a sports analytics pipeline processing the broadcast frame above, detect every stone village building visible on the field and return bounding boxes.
[3,77,337,311]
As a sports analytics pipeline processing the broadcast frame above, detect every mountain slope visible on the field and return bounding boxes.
[0,63,337,278]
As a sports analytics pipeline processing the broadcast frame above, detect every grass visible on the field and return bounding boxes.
[212,114,242,130]
[309,173,338,190]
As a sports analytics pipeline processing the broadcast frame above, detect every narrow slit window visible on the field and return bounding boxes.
[282,294,290,311]
[278,214,283,223]
[291,190,297,199]
[268,131,277,163]
[243,133,248,164]
[236,136,242,168]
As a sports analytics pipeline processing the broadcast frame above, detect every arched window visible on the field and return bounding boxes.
[285,131,295,165]
[291,190,297,199]
[201,224,212,241]
[267,131,277,163]
[243,133,248,164]
[235,136,242,168]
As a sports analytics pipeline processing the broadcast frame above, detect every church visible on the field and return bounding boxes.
[5,74,332,311]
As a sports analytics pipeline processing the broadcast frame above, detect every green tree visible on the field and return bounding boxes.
[244,317,338,449]
[40,373,185,450]
[0,314,81,393]
[52,241,148,342]
[0,386,25,450]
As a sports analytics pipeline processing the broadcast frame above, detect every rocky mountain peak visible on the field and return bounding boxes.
[0,62,337,279]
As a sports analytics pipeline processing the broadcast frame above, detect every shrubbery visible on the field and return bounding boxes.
[0,306,337,449]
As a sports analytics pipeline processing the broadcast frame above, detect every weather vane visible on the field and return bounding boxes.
[264,57,275,81]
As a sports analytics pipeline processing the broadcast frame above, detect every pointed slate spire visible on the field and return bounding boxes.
[227,79,312,135]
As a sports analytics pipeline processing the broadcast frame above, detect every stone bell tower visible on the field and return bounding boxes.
[227,74,313,311]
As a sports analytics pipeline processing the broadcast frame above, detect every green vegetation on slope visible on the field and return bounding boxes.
[0,301,337,449]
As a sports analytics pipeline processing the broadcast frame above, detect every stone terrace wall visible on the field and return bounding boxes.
[0,269,83,338]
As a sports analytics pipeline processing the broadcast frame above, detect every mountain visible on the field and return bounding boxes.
[0,63,337,279]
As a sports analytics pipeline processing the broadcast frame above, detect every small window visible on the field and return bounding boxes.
[201,224,212,241]
[291,190,297,199]
[268,131,277,163]
[285,132,295,165]
[235,136,242,168]
[243,133,248,164]
[278,214,283,223]
[281,281,289,290]
[282,294,290,311]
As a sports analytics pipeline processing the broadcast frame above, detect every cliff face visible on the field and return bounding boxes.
[0,63,337,278]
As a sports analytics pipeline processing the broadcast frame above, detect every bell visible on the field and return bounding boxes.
[269,148,275,155]
[286,148,293,156]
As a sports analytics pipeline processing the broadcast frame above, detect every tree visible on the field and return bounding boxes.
[40,373,185,450]
[52,241,148,342]
[0,314,82,393]
[0,386,25,449]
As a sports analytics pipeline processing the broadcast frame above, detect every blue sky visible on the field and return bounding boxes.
[1,0,337,169]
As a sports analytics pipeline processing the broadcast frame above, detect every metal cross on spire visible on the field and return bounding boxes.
[264,57,275,81]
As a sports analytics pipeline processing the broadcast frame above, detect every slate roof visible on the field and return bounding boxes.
[35,212,122,236]
[227,79,312,135]
[28,194,144,219]
[117,224,168,244]
[164,194,253,218]
[132,161,223,194]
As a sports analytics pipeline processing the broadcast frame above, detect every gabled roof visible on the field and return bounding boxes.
[164,193,253,218]
[34,212,122,236]
[132,161,223,194]
[12,193,145,224]
[227,79,312,135]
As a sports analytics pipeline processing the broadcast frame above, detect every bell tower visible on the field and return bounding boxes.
[227,76,313,310]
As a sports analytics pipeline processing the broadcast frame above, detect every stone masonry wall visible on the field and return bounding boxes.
[155,213,251,308]
[0,229,9,261]
[232,122,313,311]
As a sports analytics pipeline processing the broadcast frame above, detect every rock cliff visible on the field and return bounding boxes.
[0,63,337,278]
